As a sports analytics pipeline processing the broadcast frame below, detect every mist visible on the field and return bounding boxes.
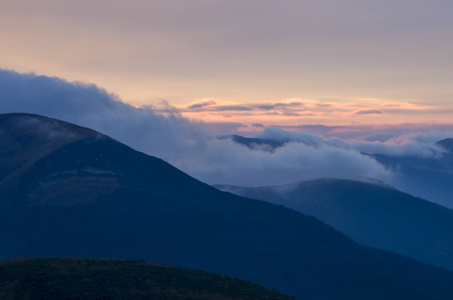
[1,69,451,188]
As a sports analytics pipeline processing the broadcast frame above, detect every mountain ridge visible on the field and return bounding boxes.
[0,113,101,191]
[2,113,453,299]
[224,133,453,208]
[215,178,453,270]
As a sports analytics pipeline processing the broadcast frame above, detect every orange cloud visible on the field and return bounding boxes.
[151,98,453,132]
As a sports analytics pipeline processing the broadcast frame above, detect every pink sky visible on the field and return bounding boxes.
[167,98,451,131]
[1,1,452,129]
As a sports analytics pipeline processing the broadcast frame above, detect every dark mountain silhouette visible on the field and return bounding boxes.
[0,257,292,300]
[2,113,453,299]
[215,178,453,270]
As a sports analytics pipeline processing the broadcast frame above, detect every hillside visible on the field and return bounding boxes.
[0,257,292,299]
[2,113,453,299]
[225,133,453,208]
[215,178,453,270]
[372,146,453,209]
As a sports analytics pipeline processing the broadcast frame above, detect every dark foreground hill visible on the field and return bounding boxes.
[0,257,292,300]
[215,179,453,270]
[2,113,453,299]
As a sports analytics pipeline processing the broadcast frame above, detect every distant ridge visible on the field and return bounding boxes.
[215,178,453,270]
[219,134,287,151]
[2,113,453,299]
[437,138,453,152]
[372,140,453,208]
[225,133,453,208]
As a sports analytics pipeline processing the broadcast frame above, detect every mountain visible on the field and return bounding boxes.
[215,178,453,270]
[371,140,453,209]
[437,138,453,151]
[219,134,287,151]
[0,257,292,299]
[225,133,453,208]
[3,113,453,299]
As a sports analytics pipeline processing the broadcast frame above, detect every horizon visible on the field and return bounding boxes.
[1,1,453,130]
[1,68,452,202]
[2,1,453,207]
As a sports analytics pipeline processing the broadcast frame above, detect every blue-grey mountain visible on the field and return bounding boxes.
[2,113,453,300]
[372,140,453,208]
[215,178,453,270]
[225,133,453,208]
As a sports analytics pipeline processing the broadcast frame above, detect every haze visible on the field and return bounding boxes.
[1,1,453,206]
[1,0,453,128]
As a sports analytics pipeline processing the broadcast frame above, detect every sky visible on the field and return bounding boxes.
[1,1,453,206]
[1,69,451,189]
[1,0,453,129]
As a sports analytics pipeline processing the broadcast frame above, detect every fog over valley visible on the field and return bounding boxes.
[2,69,453,207]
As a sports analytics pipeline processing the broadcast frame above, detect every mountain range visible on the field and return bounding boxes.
[224,133,453,208]
[215,178,453,270]
[2,113,453,299]
[372,139,453,208]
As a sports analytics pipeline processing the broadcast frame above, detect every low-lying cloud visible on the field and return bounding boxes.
[254,127,449,159]
[1,69,452,187]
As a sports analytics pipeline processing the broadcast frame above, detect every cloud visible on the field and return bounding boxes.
[2,69,452,188]
[215,105,253,112]
[2,0,452,110]
[178,97,453,129]
[278,124,344,135]
[280,111,301,116]
[255,105,275,110]
[360,133,399,142]
[188,100,216,109]
[201,122,248,135]
[252,126,449,159]
[181,137,391,186]
[257,128,325,145]
[354,109,383,115]
[255,102,305,111]
[275,123,453,141]
[184,101,306,113]
[350,138,447,159]
[0,69,205,161]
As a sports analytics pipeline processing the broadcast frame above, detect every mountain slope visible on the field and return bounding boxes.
[0,113,100,190]
[372,144,453,209]
[437,138,453,151]
[215,178,453,270]
[2,113,453,299]
[226,133,453,208]
[0,257,292,300]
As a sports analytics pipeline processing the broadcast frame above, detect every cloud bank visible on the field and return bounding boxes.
[168,97,453,130]
[254,127,450,159]
[1,69,451,187]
